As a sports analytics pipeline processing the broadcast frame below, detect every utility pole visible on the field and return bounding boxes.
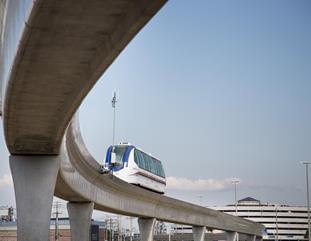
[168,224,171,241]
[53,201,62,241]
[129,217,133,241]
[302,161,311,241]
[110,218,113,241]
[118,215,121,241]
[181,225,184,241]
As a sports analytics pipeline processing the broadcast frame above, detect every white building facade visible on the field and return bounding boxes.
[213,197,308,241]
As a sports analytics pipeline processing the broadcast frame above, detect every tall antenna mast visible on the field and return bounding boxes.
[111,91,118,146]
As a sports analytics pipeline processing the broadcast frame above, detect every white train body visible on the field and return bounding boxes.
[105,143,166,194]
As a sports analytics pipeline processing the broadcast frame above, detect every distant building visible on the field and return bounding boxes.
[0,218,106,241]
[0,206,15,222]
[213,197,308,241]
[172,197,308,241]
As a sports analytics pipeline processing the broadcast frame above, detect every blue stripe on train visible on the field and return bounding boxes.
[123,145,135,163]
[105,146,113,164]
[105,145,135,172]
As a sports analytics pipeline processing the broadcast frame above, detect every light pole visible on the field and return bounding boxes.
[98,91,119,175]
[302,161,311,241]
[111,91,118,147]
[231,179,240,216]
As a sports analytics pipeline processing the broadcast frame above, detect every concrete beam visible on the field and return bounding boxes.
[10,155,60,241]
[2,0,167,155]
[226,232,239,241]
[67,202,94,241]
[192,226,206,241]
[138,218,156,241]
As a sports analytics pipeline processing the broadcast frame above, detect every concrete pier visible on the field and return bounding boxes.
[246,235,256,241]
[138,218,156,241]
[67,202,94,241]
[226,232,239,241]
[192,226,206,241]
[10,155,60,241]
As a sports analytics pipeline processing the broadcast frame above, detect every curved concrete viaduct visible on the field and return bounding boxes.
[0,1,264,241]
[58,116,263,233]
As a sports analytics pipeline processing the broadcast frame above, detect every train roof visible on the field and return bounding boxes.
[113,142,162,163]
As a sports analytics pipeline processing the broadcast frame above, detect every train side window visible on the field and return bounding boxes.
[149,157,156,175]
[155,160,161,176]
[134,150,139,166]
[152,159,157,176]
[139,151,146,169]
[160,165,165,177]
[150,157,156,175]
[134,149,165,177]
[143,152,151,172]
[154,159,160,176]
[134,150,144,169]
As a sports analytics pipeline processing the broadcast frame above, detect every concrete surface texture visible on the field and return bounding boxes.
[226,232,239,241]
[67,202,94,241]
[138,218,156,241]
[192,226,206,241]
[1,0,167,155]
[0,0,6,111]
[0,0,264,240]
[246,235,256,241]
[9,155,60,241]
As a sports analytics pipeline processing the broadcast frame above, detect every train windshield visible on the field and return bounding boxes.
[111,146,127,165]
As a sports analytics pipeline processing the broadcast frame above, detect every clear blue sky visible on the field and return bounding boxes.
[1,0,311,207]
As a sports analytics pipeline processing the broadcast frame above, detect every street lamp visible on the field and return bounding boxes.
[302,161,311,241]
[98,91,120,175]
[231,179,240,216]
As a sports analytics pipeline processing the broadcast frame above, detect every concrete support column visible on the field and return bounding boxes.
[67,202,94,241]
[138,218,156,241]
[226,231,239,241]
[193,226,206,241]
[246,235,256,241]
[10,155,60,241]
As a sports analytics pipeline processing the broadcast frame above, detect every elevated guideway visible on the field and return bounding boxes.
[56,115,263,235]
[1,0,166,155]
[0,1,264,241]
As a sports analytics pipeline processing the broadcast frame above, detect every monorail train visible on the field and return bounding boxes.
[104,143,166,194]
